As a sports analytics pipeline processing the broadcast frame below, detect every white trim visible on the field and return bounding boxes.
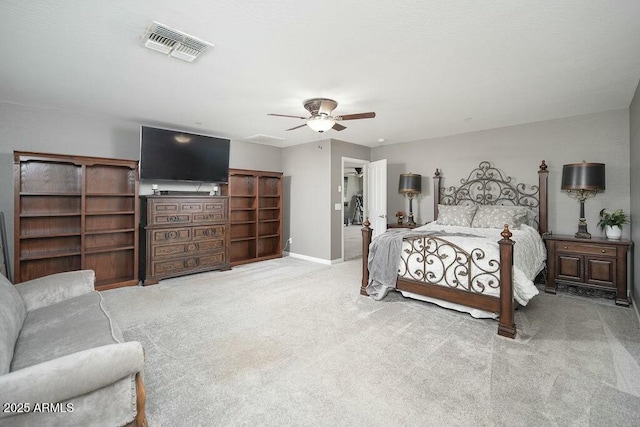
[342,157,369,263]
[285,251,333,265]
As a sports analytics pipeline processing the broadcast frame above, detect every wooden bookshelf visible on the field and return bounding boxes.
[227,169,282,266]
[14,151,139,290]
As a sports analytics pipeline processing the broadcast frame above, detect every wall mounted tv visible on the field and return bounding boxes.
[139,126,230,183]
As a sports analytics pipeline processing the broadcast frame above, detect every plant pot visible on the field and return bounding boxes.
[605,225,622,240]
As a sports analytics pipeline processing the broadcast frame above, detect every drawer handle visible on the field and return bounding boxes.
[164,230,179,240]
[202,228,217,237]
[184,258,199,268]
[602,249,606,253]
[564,246,568,250]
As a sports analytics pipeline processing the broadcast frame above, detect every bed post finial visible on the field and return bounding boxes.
[498,224,516,338]
[433,169,442,221]
[538,160,549,235]
[361,218,372,296]
[500,224,512,240]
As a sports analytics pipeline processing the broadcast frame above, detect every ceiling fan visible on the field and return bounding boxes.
[346,167,363,177]
[268,98,376,133]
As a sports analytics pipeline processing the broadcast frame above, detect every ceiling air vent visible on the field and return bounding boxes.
[143,22,213,62]
[244,134,286,145]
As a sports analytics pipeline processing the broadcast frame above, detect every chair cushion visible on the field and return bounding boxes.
[0,274,26,374]
[10,292,123,372]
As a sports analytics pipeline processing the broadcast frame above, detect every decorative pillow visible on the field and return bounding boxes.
[436,204,478,227]
[523,208,538,228]
[471,205,530,229]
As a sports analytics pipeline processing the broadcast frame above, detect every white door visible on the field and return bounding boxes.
[365,159,387,239]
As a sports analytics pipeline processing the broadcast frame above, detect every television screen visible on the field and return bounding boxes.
[139,126,230,183]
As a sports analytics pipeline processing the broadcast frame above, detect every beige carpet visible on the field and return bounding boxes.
[102,257,640,426]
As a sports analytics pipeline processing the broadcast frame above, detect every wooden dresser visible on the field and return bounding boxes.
[139,195,230,285]
[544,234,633,306]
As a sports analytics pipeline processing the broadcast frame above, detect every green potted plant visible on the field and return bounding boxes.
[597,208,629,240]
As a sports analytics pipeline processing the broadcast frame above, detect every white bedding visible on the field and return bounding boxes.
[370,222,546,318]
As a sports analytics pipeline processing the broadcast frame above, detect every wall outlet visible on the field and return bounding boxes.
[287,237,292,244]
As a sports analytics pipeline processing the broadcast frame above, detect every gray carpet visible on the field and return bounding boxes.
[343,224,362,261]
[102,257,640,426]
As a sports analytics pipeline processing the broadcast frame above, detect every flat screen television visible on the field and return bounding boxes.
[139,126,230,183]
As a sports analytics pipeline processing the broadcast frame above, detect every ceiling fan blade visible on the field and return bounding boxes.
[268,113,308,120]
[332,123,347,131]
[286,124,308,131]
[336,112,376,121]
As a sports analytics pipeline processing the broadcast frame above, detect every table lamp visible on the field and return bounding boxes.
[561,161,605,239]
[399,173,422,226]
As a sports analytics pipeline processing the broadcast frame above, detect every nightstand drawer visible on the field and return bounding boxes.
[555,242,617,257]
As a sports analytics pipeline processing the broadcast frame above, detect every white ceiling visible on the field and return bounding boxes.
[1,1,640,147]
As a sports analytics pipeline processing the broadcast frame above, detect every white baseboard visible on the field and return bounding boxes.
[284,251,333,265]
[632,294,640,326]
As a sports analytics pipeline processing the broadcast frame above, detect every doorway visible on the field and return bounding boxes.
[342,157,368,261]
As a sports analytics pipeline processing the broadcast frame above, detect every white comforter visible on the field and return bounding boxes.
[371,222,546,318]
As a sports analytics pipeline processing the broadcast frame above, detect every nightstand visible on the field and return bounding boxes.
[544,234,633,306]
[387,223,419,229]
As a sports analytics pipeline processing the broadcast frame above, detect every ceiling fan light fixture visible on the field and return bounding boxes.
[307,115,335,132]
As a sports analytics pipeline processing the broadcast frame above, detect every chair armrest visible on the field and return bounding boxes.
[15,270,96,311]
[0,341,144,419]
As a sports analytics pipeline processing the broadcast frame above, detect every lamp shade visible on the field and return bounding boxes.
[399,173,422,194]
[307,116,335,132]
[561,162,605,191]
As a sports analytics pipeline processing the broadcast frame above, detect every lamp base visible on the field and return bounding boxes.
[574,231,592,239]
[574,219,591,239]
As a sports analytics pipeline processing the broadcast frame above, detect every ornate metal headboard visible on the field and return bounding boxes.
[433,161,549,234]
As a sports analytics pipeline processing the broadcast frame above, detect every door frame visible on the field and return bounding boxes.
[341,157,370,262]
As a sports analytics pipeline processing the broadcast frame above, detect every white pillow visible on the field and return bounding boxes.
[436,204,478,227]
[471,205,530,229]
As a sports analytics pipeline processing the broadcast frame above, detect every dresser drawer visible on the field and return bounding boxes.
[555,242,617,257]
[152,214,191,225]
[151,252,225,277]
[180,202,203,212]
[152,239,224,258]
[204,200,227,212]
[196,200,227,222]
[193,212,226,223]
[193,225,226,240]
[150,227,191,244]
[147,198,227,225]
[152,201,179,213]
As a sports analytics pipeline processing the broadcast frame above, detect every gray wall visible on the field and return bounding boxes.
[0,102,282,269]
[282,140,332,260]
[372,109,631,240]
[630,81,640,307]
[281,138,370,262]
[2,102,635,270]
